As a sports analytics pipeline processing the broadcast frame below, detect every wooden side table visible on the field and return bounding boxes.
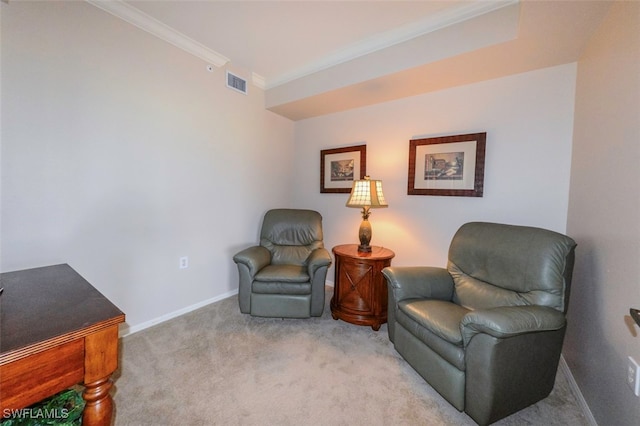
[330,244,395,331]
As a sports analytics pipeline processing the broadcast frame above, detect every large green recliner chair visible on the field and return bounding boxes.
[233,209,332,318]
[382,222,576,425]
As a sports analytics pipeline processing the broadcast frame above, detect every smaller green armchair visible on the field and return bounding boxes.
[233,209,332,318]
[382,222,576,425]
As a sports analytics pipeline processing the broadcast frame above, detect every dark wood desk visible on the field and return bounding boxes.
[0,264,125,425]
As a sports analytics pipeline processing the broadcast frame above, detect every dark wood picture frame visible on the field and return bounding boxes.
[320,144,367,193]
[408,132,486,197]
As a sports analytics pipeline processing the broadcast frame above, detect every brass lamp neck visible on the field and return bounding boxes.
[361,206,371,220]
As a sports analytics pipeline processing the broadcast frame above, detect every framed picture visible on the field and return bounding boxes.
[320,144,366,193]
[408,132,486,197]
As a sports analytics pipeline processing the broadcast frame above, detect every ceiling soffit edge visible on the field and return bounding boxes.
[265,0,519,89]
[265,3,520,110]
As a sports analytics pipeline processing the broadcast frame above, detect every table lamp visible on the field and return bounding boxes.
[346,176,388,253]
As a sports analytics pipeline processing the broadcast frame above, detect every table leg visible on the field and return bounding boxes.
[82,377,114,425]
[83,326,119,426]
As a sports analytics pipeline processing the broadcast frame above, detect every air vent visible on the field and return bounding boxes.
[226,71,247,95]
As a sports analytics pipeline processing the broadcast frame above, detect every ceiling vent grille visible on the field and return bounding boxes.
[226,71,247,95]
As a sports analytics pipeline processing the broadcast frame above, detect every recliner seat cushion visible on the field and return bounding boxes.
[252,265,311,295]
[252,281,311,295]
[254,264,309,283]
[397,299,469,370]
[254,265,311,295]
[251,265,311,295]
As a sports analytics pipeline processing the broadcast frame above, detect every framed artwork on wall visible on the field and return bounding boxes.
[320,144,367,193]
[408,132,486,197]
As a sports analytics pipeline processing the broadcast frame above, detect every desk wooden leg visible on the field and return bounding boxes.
[83,326,119,426]
[83,377,114,425]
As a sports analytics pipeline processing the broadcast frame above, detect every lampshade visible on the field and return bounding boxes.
[346,176,388,209]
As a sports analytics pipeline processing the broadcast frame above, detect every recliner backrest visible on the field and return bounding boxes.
[260,209,324,266]
[448,222,576,313]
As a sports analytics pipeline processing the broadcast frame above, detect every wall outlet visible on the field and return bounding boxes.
[627,356,640,396]
[179,256,189,269]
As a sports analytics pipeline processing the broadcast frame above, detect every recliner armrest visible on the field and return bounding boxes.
[307,248,332,277]
[382,266,454,302]
[233,246,271,278]
[461,305,566,346]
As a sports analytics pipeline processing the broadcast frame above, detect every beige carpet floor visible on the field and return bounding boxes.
[112,287,588,426]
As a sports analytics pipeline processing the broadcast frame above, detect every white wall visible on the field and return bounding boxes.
[1,2,294,332]
[293,64,576,273]
[565,2,640,425]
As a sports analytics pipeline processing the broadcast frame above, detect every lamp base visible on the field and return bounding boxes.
[357,244,372,253]
[357,216,373,254]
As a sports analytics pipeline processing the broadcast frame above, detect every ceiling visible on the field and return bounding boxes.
[89,0,613,120]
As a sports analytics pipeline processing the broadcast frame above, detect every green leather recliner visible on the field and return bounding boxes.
[233,209,332,318]
[382,222,576,425]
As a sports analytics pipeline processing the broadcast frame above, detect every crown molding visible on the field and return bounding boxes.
[251,73,266,90]
[86,0,229,68]
[265,0,519,89]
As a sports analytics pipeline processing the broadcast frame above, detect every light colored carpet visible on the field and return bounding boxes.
[112,287,588,425]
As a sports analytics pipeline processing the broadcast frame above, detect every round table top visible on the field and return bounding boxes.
[332,244,395,260]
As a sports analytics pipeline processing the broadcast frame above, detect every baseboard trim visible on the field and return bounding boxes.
[120,289,238,337]
[121,281,335,337]
[559,354,598,426]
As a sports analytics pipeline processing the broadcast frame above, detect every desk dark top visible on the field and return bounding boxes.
[0,264,125,362]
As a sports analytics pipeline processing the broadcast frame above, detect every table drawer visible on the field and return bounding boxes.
[0,339,84,410]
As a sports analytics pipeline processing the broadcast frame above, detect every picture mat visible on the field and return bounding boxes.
[414,140,478,190]
[324,151,362,189]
